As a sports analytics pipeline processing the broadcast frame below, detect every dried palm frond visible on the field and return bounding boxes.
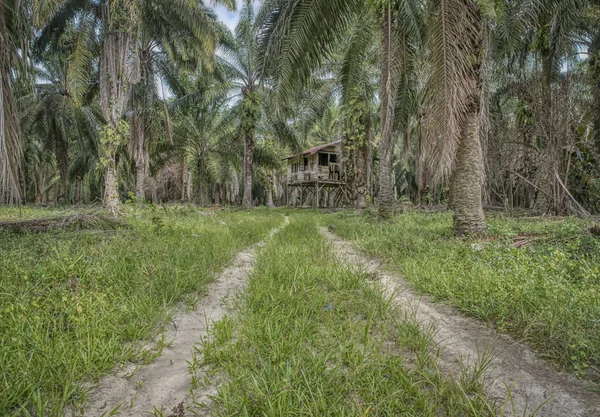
[424,0,486,180]
[0,210,127,233]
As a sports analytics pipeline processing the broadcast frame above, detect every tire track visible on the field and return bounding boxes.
[74,217,289,417]
[322,227,600,417]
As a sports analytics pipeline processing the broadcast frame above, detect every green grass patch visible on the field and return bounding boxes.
[326,211,600,378]
[0,206,283,416]
[199,213,498,416]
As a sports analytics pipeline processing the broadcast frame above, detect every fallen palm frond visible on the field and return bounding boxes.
[0,212,126,233]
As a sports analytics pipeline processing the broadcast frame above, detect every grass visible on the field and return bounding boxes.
[326,210,600,378]
[4,206,594,415]
[0,205,283,416]
[197,212,499,416]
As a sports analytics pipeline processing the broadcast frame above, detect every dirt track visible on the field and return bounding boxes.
[76,218,288,417]
[71,217,600,416]
[323,228,600,417]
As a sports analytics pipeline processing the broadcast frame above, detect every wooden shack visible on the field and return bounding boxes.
[283,141,347,207]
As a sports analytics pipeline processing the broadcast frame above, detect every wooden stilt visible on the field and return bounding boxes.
[316,179,320,208]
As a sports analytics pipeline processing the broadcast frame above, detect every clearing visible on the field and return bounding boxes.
[1,208,600,416]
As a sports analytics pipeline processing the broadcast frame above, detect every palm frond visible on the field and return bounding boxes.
[425,0,483,178]
[67,10,96,105]
[36,0,92,51]
[257,0,364,106]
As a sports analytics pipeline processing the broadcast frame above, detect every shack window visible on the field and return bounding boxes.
[319,153,328,166]
[329,154,338,164]
[291,163,299,173]
[304,157,309,169]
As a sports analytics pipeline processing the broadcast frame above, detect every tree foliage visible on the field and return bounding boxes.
[0,0,598,225]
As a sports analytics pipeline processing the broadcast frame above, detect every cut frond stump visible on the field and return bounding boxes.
[0,213,127,233]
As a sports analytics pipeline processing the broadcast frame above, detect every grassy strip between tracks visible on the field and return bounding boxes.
[197,212,499,416]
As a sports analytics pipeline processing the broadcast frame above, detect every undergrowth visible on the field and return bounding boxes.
[0,206,283,416]
[198,213,498,416]
[326,211,600,379]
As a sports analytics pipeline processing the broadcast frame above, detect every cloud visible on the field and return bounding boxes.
[214,5,239,32]
[213,0,262,32]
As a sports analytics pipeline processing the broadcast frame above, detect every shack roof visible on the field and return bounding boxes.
[282,140,341,160]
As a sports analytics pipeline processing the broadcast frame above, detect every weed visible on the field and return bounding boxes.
[0,206,283,416]
[326,211,600,378]
[198,213,499,416]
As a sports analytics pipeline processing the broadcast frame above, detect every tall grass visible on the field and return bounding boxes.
[327,211,600,377]
[198,213,498,416]
[0,206,283,416]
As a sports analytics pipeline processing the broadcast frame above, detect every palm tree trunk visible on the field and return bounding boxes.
[35,168,43,204]
[242,132,254,209]
[181,157,190,202]
[273,171,279,205]
[213,183,220,206]
[377,4,399,218]
[131,112,146,204]
[198,174,205,206]
[343,139,357,204]
[591,39,600,164]
[55,136,69,204]
[197,158,208,206]
[103,160,119,210]
[0,4,22,204]
[99,4,133,215]
[266,170,275,208]
[75,176,82,204]
[150,177,157,203]
[416,112,426,205]
[450,98,486,235]
[135,163,145,204]
[356,113,370,209]
[357,144,368,209]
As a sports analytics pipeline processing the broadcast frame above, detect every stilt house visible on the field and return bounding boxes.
[283,141,347,207]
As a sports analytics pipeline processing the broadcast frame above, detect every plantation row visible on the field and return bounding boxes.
[2,0,599,236]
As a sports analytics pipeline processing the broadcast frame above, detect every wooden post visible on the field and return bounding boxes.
[316,179,320,208]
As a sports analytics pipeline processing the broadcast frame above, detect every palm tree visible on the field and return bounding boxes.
[218,0,263,208]
[39,0,235,214]
[482,0,589,215]
[425,0,495,234]
[169,72,241,205]
[170,64,297,206]
[37,0,137,213]
[128,0,229,204]
[335,16,378,208]
[531,0,587,215]
[376,0,422,217]
[256,0,422,216]
[588,2,600,157]
[21,34,100,203]
[1,0,24,204]
[182,104,240,206]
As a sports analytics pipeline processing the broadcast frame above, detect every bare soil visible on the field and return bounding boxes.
[74,218,288,417]
[323,228,600,417]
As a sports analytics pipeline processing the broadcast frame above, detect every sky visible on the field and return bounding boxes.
[159,1,260,98]
[214,0,262,32]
